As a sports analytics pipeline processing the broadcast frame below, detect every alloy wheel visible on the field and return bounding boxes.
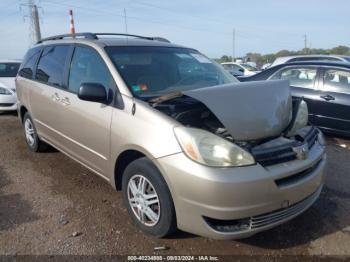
[127,174,160,227]
[24,118,35,147]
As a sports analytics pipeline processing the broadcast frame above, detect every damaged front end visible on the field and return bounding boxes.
[150,80,324,167]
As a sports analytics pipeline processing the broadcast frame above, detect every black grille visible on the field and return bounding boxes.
[252,127,319,167]
[252,144,297,166]
[305,127,319,149]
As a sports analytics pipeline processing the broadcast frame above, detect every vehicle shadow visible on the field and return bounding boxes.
[0,111,18,117]
[0,166,39,231]
[166,230,198,240]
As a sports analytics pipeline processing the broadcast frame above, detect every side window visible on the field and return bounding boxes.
[222,64,232,70]
[271,67,317,89]
[35,45,70,87]
[18,47,42,79]
[68,46,112,94]
[222,64,242,73]
[323,69,350,93]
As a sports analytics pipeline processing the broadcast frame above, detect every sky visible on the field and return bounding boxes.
[0,0,349,59]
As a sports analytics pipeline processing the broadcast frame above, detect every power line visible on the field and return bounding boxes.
[39,0,305,50]
[130,0,303,38]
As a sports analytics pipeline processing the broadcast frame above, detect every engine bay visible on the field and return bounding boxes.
[154,96,233,141]
[152,95,318,166]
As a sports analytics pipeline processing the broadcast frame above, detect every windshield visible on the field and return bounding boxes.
[105,46,238,97]
[0,63,20,77]
[240,63,258,71]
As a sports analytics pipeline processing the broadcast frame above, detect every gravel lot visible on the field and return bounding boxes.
[0,112,350,257]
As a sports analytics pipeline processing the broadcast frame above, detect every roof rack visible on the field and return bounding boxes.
[36,32,170,44]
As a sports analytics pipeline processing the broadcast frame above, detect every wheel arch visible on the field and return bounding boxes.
[19,106,28,123]
[114,149,147,191]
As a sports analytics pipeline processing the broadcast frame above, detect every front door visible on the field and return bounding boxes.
[316,67,350,135]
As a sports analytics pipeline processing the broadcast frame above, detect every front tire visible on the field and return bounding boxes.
[23,112,48,152]
[122,157,177,237]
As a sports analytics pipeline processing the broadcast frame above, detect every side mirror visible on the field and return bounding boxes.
[78,83,108,103]
[239,68,244,73]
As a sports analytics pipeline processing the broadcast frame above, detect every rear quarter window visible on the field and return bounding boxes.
[18,47,42,79]
[270,67,317,89]
[323,69,350,94]
[35,45,70,87]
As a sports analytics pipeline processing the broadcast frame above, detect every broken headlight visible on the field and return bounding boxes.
[174,126,255,167]
[286,99,308,137]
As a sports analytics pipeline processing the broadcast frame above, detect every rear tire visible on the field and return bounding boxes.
[23,112,49,152]
[122,157,177,237]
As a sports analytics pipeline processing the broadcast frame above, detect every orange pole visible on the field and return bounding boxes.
[69,9,75,34]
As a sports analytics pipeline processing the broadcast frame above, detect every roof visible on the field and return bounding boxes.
[99,38,184,48]
[34,32,187,49]
[271,54,350,67]
[275,60,350,68]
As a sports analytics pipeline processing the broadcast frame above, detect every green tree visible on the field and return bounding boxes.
[330,45,350,55]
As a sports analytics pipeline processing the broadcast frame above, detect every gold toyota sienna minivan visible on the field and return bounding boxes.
[16,33,326,239]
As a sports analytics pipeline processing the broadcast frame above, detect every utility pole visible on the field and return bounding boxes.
[232,28,235,62]
[32,3,41,42]
[21,0,42,44]
[123,8,128,34]
[304,34,307,49]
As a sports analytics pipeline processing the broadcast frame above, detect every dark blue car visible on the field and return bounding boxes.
[239,61,350,137]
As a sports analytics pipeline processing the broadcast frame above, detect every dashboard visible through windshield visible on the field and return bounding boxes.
[105,46,238,98]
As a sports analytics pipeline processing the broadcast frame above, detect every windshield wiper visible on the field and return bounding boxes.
[149,91,184,106]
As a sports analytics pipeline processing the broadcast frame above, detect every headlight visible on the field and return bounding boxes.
[287,100,308,137]
[174,126,255,167]
[0,87,12,95]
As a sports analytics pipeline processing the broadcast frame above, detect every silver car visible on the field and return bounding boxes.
[270,54,350,68]
[16,33,326,239]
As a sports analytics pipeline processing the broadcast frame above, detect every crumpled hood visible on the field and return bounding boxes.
[183,80,292,141]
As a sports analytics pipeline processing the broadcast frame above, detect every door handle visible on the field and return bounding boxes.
[320,94,335,101]
[61,97,71,106]
[52,93,60,102]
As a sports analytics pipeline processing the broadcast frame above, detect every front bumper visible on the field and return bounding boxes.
[0,93,17,111]
[156,140,326,239]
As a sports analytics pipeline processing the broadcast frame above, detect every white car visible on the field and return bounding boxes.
[0,60,21,112]
[261,63,272,70]
[221,62,261,76]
